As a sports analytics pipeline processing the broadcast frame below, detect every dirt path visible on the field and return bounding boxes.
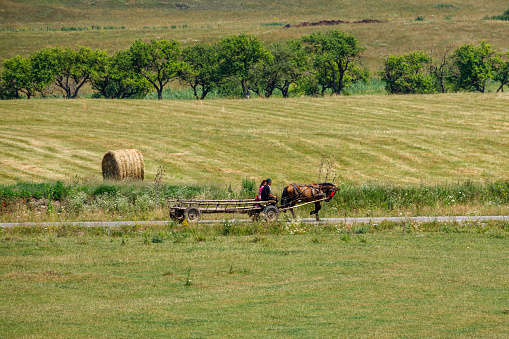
[2,215,508,228]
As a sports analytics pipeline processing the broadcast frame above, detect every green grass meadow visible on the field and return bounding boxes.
[3,1,509,337]
[1,224,508,338]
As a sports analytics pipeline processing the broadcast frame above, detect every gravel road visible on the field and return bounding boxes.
[1,215,508,228]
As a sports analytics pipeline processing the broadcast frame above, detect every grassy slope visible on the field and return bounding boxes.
[1,230,508,338]
[1,93,509,186]
[0,0,509,71]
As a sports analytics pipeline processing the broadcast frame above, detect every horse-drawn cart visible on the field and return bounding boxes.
[168,182,338,223]
[168,199,279,223]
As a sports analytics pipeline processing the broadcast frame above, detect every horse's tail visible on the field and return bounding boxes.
[281,186,289,207]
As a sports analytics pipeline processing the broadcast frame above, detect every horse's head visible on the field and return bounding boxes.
[318,183,338,201]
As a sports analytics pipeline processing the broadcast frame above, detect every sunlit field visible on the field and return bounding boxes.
[2,93,509,185]
[1,224,508,338]
[1,0,509,71]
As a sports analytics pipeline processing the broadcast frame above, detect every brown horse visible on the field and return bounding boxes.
[280,183,338,220]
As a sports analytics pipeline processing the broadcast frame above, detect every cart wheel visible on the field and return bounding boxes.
[248,210,260,221]
[170,210,185,223]
[184,207,201,223]
[262,205,279,222]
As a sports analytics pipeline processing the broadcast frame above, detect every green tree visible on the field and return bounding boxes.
[2,56,40,99]
[30,48,62,97]
[178,43,221,100]
[450,41,499,93]
[430,47,454,93]
[250,40,309,98]
[495,52,509,92]
[0,71,19,99]
[124,39,181,100]
[29,46,107,99]
[47,46,108,99]
[381,51,435,94]
[302,30,365,95]
[217,34,271,98]
[91,51,151,99]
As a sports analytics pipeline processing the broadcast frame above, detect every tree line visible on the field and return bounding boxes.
[0,30,508,100]
[382,41,509,94]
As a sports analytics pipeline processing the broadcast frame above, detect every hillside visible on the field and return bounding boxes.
[1,0,509,71]
[2,93,509,186]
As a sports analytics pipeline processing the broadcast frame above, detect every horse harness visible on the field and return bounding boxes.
[289,184,325,203]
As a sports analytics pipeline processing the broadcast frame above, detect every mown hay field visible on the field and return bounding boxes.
[1,93,509,187]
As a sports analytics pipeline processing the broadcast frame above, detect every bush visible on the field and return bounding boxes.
[241,178,256,197]
[381,51,435,94]
[489,8,509,21]
[450,41,499,93]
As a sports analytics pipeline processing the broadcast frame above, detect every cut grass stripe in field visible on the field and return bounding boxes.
[1,93,509,185]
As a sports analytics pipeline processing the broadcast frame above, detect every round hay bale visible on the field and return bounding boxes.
[102,149,145,181]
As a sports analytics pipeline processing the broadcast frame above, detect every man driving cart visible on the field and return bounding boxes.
[260,178,278,204]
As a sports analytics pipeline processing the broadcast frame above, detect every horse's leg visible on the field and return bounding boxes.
[314,202,321,221]
[290,207,296,220]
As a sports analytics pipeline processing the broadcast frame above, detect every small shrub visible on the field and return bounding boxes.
[433,3,455,9]
[67,191,89,214]
[415,15,425,21]
[261,22,284,27]
[151,233,164,243]
[241,178,256,196]
[142,232,151,245]
[489,8,509,21]
[353,224,371,234]
[221,219,234,235]
[93,185,117,196]
[340,233,351,242]
[52,181,66,201]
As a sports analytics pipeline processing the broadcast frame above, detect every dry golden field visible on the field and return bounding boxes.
[1,93,509,186]
[1,0,509,71]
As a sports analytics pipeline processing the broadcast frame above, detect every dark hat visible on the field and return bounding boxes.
[266,178,272,183]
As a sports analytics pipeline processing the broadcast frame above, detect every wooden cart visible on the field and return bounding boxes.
[168,199,279,223]
[168,195,332,223]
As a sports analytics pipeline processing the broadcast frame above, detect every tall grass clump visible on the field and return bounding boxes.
[332,180,509,211]
[342,78,386,95]
[0,181,69,202]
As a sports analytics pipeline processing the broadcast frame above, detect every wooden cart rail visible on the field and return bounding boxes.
[168,199,271,206]
[169,199,259,203]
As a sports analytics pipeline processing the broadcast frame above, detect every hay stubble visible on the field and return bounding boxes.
[1,93,509,185]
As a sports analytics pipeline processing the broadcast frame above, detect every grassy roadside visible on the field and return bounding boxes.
[2,180,509,223]
[1,224,508,338]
